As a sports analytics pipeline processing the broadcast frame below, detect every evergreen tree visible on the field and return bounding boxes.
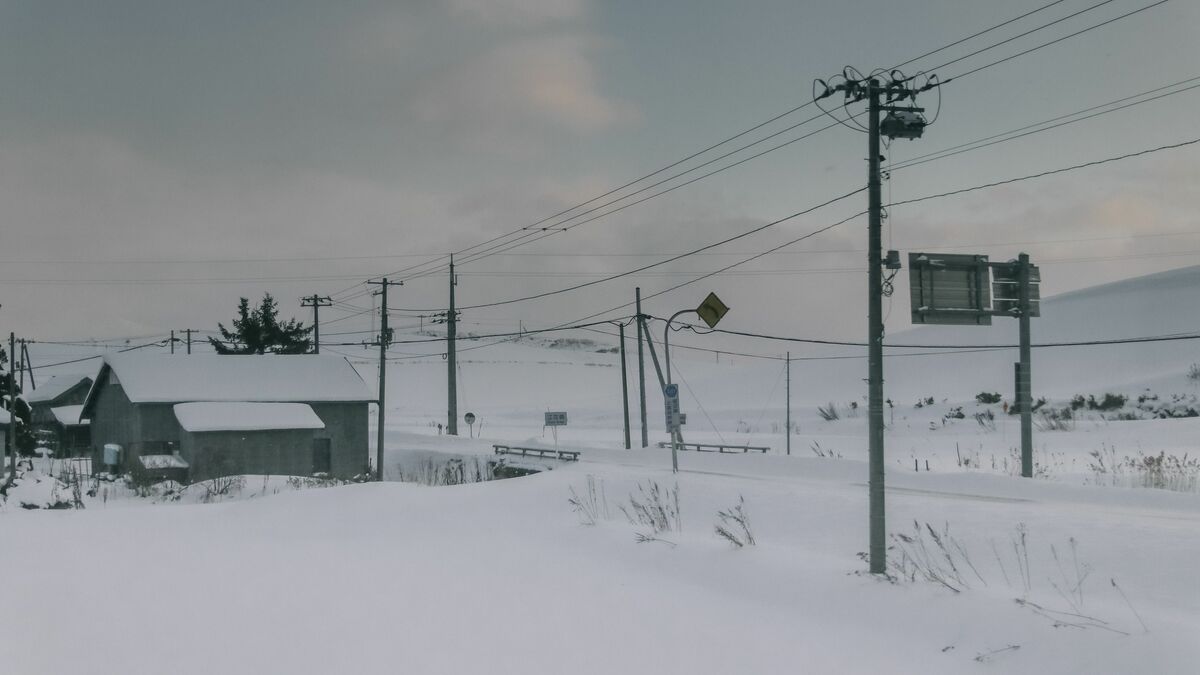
[208,293,313,355]
[1,353,35,454]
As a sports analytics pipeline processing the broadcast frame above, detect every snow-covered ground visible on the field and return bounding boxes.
[3,266,1200,673]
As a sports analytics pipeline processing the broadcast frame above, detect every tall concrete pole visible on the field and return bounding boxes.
[866,80,887,575]
[447,257,458,435]
[786,352,791,456]
[377,280,389,480]
[1018,252,1033,478]
[635,288,648,448]
[170,329,175,355]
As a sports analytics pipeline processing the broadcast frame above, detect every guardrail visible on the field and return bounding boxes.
[493,444,581,462]
[655,441,769,454]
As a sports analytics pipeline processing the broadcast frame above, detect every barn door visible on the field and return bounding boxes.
[312,438,332,475]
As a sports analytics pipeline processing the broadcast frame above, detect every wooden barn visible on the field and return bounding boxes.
[27,374,94,455]
[80,354,374,483]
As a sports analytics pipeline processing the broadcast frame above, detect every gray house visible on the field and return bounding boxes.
[80,354,374,482]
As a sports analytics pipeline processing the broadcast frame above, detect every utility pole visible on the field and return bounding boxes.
[17,339,25,391]
[301,295,333,354]
[179,328,197,355]
[865,79,887,575]
[21,340,35,390]
[367,278,398,480]
[7,332,15,488]
[1018,253,1033,478]
[170,329,176,355]
[786,352,791,456]
[619,321,631,449]
[819,69,934,575]
[447,257,459,436]
[635,287,648,448]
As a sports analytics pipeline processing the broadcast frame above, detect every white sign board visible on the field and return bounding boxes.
[544,411,568,427]
[663,384,682,432]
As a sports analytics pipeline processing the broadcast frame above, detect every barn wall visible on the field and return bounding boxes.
[88,374,184,471]
[182,429,318,482]
[310,401,369,479]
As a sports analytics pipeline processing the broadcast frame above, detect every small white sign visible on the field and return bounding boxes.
[663,384,682,432]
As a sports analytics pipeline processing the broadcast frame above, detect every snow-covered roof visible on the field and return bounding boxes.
[88,354,374,405]
[139,454,189,470]
[26,374,92,404]
[174,402,326,433]
[51,405,88,426]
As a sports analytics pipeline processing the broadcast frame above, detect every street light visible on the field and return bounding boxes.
[662,292,729,473]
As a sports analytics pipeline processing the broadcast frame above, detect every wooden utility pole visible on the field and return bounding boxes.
[17,339,25,391]
[301,295,333,354]
[367,279,398,480]
[447,257,458,436]
[7,332,15,488]
[179,328,197,355]
[21,340,35,390]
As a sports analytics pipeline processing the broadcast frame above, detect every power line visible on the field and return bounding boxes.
[659,317,1200,350]
[889,137,1200,209]
[939,0,1171,84]
[369,0,1108,284]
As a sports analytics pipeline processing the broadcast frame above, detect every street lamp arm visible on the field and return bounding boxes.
[663,309,697,386]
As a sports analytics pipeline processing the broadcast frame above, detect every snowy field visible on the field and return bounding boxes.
[2,267,1200,673]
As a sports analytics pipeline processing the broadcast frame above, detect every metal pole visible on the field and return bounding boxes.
[447,257,458,435]
[636,288,648,448]
[17,340,25,391]
[1018,252,1033,478]
[786,351,791,456]
[377,279,389,480]
[185,329,193,355]
[663,309,694,474]
[170,329,175,355]
[866,80,887,575]
[620,322,631,449]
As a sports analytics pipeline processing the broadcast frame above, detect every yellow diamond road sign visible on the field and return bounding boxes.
[696,292,730,329]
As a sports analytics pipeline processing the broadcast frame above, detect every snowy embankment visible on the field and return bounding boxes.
[2,440,1198,674]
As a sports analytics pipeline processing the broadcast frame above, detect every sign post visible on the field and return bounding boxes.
[663,383,681,472]
[464,412,476,438]
[909,252,1041,476]
[544,411,568,449]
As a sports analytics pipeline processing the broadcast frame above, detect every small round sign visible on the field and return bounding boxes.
[464,412,476,425]
[664,384,678,398]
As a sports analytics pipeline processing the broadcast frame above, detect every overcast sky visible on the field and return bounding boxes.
[2,0,1198,357]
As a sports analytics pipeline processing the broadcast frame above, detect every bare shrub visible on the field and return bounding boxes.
[619,480,681,543]
[810,442,842,459]
[567,475,609,526]
[816,403,840,421]
[714,496,755,548]
[1034,407,1074,431]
